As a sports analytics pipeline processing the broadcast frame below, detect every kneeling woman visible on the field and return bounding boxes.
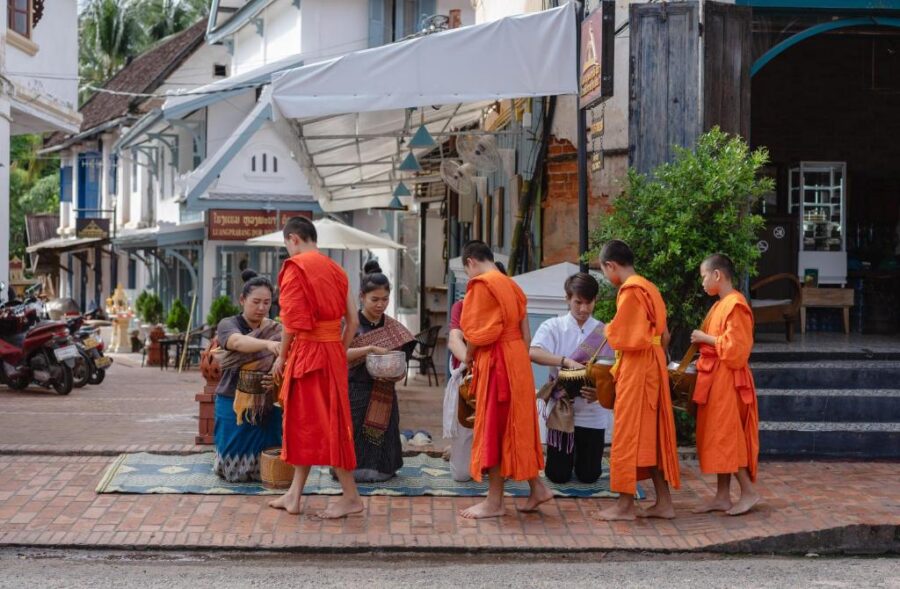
[213,270,283,482]
[346,264,416,483]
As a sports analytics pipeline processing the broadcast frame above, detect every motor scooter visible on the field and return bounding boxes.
[0,297,77,395]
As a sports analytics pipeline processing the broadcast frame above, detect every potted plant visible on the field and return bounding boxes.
[206,295,240,335]
[166,299,191,334]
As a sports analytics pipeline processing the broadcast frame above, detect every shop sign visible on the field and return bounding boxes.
[76,218,110,239]
[207,209,311,241]
[590,151,604,173]
[580,1,615,110]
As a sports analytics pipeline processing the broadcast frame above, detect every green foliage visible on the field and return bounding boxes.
[166,299,191,332]
[207,295,240,330]
[135,291,164,325]
[588,128,772,352]
[78,0,208,103]
[9,136,61,260]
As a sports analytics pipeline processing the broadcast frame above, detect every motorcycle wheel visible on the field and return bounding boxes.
[52,364,73,395]
[88,367,106,385]
[72,353,92,388]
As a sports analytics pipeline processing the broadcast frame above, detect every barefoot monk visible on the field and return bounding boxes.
[459,240,552,519]
[690,253,760,516]
[269,216,363,519]
[596,240,681,521]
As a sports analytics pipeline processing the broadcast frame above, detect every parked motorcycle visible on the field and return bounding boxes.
[0,296,77,395]
[65,309,112,386]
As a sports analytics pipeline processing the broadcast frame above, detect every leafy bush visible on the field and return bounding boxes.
[588,128,773,354]
[135,291,164,325]
[166,299,191,333]
[207,295,240,331]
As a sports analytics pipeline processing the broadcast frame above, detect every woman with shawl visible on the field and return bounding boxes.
[213,269,283,482]
[346,262,416,483]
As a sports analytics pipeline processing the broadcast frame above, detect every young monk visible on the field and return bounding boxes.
[269,216,363,519]
[459,240,552,518]
[596,240,681,521]
[690,253,760,516]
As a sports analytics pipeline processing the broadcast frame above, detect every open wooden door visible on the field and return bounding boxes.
[703,1,752,140]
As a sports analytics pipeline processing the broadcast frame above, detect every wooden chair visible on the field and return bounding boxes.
[749,273,802,341]
[404,324,442,386]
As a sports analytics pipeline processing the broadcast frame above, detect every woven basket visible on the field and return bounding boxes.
[260,447,293,490]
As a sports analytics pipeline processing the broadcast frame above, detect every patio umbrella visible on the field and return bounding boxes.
[246,218,404,250]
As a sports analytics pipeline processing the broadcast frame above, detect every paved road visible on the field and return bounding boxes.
[0,550,897,588]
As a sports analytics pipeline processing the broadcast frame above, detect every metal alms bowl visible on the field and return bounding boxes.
[366,350,407,382]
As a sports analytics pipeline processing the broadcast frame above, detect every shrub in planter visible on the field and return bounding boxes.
[588,127,772,356]
[206,295,240,332]
[137,292,164,325]
[166,299,191,333]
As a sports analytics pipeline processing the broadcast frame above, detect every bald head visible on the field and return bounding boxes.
[702,253,736,281]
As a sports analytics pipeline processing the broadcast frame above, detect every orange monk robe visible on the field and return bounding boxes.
[693,291,760,481]
[460,270,544,482]
[605,275,681,495]
[277,251,356,470]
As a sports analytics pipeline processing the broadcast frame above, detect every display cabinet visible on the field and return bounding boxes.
[789,162,847,285]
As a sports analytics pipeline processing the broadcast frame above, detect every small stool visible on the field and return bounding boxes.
[800,287,855,334]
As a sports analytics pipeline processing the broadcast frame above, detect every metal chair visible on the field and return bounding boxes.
[404,324,442,386]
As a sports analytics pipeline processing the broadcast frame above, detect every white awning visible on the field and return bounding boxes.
[246,219,404,250]
[267,4,577,212]
[270,3,577,118]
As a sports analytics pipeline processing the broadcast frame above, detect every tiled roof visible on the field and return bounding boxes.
[44,19,207,148]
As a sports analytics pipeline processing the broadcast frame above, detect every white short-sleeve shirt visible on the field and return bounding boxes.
[531,313,612,431]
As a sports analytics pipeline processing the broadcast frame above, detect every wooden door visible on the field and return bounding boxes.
[703,1,752,139]
[629,2,700,175]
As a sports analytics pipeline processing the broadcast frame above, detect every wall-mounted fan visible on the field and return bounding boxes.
[457,135,502,173]
[439,160,476,195]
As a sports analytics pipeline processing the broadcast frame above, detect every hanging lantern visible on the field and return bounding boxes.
[393,181,411,197]
[398,152,422,172]
[408,125,437,148]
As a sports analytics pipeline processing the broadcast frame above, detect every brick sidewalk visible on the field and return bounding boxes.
[0,455,896,554]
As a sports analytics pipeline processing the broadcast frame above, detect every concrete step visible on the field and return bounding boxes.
[751,350,900,362]
[752,360,900,389]
[760,421,900,459]
[757,389,900,423]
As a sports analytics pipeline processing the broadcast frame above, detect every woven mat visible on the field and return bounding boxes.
[96,452,640,498]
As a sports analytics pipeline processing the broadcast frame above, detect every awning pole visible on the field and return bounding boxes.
[577,0,589,273]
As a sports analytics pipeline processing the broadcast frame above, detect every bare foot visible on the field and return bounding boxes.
[726,492,760,516]
[517,483,554,513]
[692,497,732,514]
[317,496,364,519]
[268,492,302,515]
[594,504,636,521]
[637,502,676,519]
[460,499,505,519]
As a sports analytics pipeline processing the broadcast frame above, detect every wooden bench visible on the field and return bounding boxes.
[750,273,802,341]
[800,286,855,335]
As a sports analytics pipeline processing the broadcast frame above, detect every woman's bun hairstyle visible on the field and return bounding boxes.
[241,269,259,282]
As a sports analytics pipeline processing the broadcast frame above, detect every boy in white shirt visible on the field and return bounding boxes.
[530,273,612,484]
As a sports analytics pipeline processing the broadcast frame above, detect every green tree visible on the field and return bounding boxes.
[9,136,61,260]
[79,0,145,102]
[139,0,208,43]
[588,128,773,354]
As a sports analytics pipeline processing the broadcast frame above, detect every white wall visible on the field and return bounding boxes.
[206,91,257,156]
[6,0,79,118]
[264,0,303,64]
[300,0,369,64]
[212,123,311,196]
[474,0,544,23]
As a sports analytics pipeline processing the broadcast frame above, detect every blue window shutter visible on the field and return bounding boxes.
[109,155,118,195]
[369,0,387,47]
[60,166,73,203]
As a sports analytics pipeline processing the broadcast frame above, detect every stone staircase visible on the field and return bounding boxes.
[752,353,900,459]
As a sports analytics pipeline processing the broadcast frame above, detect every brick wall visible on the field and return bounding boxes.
[541,136,623,266]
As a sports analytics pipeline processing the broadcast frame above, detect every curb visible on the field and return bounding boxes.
[0,524,896,556]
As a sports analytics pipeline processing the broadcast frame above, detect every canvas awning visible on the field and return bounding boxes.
[268,4,577,212]
[247,219,404,250]
[26,236,106,254]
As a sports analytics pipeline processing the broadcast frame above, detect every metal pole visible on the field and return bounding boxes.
[577,1,589,273]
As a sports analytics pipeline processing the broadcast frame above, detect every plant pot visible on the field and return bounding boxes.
[196,338,221,445]
[146,324,166,366]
